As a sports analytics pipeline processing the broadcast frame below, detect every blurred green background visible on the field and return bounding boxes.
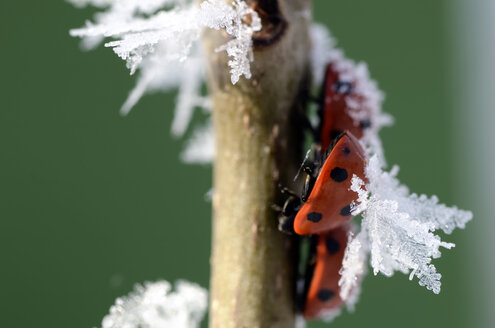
[0,1,483,327]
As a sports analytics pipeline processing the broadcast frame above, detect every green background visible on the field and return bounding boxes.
[0,1,474,327]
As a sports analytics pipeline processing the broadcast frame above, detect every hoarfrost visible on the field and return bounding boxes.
[339,230,367,307]
[181,120,215,164]
[101,280,208,328]
[318,308,342,323]
[295,315,307,328]
[338,155,473,296]
[70,0,260,79]
[70,0,260,147]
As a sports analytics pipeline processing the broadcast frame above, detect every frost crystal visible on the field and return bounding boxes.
[70,0,260,148]
[181,120,215,164]
[101,280,208,328]
[338,155,473,296]
[311,21,472,307]
[339,230,367,307]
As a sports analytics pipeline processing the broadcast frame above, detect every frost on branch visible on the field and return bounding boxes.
[70,0,260,80]
[180,120,215,164]
[338,155,473,297]
[69,0,260,154]
[101,280,208,328]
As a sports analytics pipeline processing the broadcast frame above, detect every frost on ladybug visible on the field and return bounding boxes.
[344,155,472,295]
[281,23,473,323]
[312,23,472,312]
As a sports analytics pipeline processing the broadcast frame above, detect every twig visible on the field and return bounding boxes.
[204,0,311,326]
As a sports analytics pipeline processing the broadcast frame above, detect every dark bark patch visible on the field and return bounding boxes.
[249,0,288,47]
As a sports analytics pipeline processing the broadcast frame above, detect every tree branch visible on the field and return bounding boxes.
[204,0,311,327]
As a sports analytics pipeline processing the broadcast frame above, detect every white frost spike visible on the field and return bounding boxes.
[119,42,208,138]
[171,54,208,137]
[294,315,306,328]
[318,308,342,323]
[339,230,367,307]
[68,0,182,50]
[181,120,215,164]
[346,155,473,294]
[309,23,335,88]
[101,280,208,328]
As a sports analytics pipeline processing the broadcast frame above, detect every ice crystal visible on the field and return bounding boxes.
[295,315,307,328]
[70,0,260,146]
[181,120,215,164]
[101,280,208,328]
[338,155,473,296]
[339,230,367,307]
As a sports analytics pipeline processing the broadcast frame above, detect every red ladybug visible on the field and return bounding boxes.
[293,132,367,235]
[276,60,373,322]
[319,64,372,152]
[303,224,350,319]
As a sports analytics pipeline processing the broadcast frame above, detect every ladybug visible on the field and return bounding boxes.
[303,224,350,319]
[275,131,366,320]
[319,64,373,153]
[276,59,373,322]
[278,62,372,235]
[293,132,367,235]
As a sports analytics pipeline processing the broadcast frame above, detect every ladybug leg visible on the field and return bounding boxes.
[295,146,320,181]
[278,215,295,234]
[277,195,301,234]
[301,171,317,202]
[279,185,299,198]
[303,164,315,177]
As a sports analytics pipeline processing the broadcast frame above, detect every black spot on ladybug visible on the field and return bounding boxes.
[325,237,340,254]
[340,205,352,216]
[360,119,372,129]
[333,80,353,95]
[343,147,351,155]
[317,289,334,302]
[330,167,348,182]
[330,130,343,141]
[307,212,322,223]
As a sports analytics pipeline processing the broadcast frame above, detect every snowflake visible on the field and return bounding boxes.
[338,155,473,298]
[101,280,208,328]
